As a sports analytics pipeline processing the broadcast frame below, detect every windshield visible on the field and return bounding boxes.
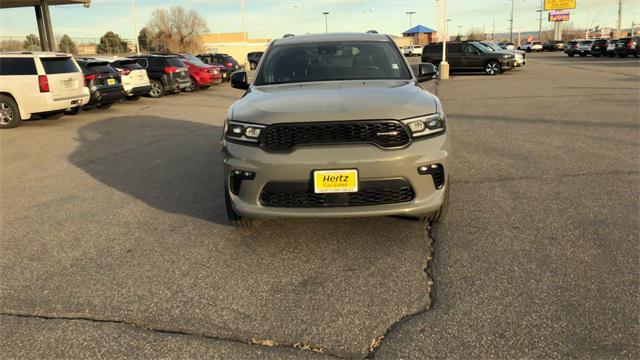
[471,42,493,52]
[481,43,502,51]
[183,54,208,67]
[254,41,411,86]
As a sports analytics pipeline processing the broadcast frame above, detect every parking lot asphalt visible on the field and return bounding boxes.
[1,52,639,359]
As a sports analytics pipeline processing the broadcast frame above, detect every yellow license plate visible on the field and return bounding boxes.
[313,169,358,193]
[107,78,116,85]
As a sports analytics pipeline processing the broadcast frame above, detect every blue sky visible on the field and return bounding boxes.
[1,0,638,41]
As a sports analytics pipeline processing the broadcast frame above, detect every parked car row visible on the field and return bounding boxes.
[0,51,240,128]
[565,37,639,58]
[421,41,521,75]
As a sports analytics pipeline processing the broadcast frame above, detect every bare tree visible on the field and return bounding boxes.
[466,27,485,41]
[146,6,208,53]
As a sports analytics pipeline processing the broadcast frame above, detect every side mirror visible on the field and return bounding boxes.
[230,71,249,90]
[417,63,438,82]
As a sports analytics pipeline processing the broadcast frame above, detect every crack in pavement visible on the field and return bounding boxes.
[366,224,435,359]
[1,222,436,360]
[0,312,345,359]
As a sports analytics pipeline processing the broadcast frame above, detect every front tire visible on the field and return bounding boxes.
[0,95,21,129]
[484,61,501,76]
[224,181,254,228]
[148,80,165,98]
[568,53,575,57]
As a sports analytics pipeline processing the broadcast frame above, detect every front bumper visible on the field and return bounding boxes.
[222,134,450,219]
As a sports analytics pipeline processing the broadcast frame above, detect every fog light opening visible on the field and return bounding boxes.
[230,169,255,195]
[417,164,445,190]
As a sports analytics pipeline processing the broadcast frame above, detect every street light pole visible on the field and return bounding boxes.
[241,0,247,43]
[293,5,299,34]
[364,8,372,30]
[132,0,140,54]
[406,11,416,46]
[323,12,329,33]
[510,0,514,42]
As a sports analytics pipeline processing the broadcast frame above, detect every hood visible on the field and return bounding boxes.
[230,80,438,125]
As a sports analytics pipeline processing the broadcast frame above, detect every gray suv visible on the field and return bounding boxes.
[223,33,449,227]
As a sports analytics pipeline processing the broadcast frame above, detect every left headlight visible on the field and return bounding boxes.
[224,120,266,143]
[401,113,446,138]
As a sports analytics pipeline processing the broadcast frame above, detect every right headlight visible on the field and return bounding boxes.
[401,113,446,138]
[224,120,266,143]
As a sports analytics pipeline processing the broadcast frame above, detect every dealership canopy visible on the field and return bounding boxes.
[403,25,437,36]
[0,0,91,51]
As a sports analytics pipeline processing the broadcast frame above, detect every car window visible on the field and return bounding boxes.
[255,41,411,86]
[425,44,442,53]
[165,57,186,68]
[0,57,37,75]
[183,54,208,67]
[87,62,116,74]
[132,58,148,68]
[40,56,78,74]
[448,43,463,53]
[115,60,144,70]
[148,57,165,67]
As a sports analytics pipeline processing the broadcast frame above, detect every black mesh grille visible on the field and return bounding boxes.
[260,121,411,152]
[260,179,415,208]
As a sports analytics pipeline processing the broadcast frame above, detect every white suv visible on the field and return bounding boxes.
[518,41,543,52]
[403,45,423,57]
[0,52,89,128]
[108,58,151,100]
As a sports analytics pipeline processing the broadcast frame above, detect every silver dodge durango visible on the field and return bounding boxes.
[222,32,450,227]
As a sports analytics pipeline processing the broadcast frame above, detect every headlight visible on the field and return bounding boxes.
[225,120,266,143]
[401,113,445,138]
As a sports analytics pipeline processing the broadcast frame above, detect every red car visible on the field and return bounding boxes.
[177,53,222,91]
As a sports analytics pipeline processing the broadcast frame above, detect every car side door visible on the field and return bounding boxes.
[462,43,483,68]
[446,43,464,68]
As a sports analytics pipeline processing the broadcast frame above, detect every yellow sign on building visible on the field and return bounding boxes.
[544,0,576,11]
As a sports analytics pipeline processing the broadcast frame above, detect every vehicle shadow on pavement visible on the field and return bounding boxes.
[68,115,227,224]
[60,116,434,357]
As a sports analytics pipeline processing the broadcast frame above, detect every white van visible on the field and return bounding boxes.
[0,52,89,128]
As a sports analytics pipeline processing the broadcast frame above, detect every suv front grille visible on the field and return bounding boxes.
[259,179,414,208]
[260,120,411,152]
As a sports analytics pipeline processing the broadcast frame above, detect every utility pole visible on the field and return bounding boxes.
[131,0,140,54]
[293,5,299,34]
[406,11,416,46]
[510,0,515,42]
[492,18,495,40]
[323,12,329,33]
[586,0,592,38]
[241,0,247,43]
[518,0,523,46]
[538,0,544,41]
[616,0,623,38]
[364,8,372,31]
